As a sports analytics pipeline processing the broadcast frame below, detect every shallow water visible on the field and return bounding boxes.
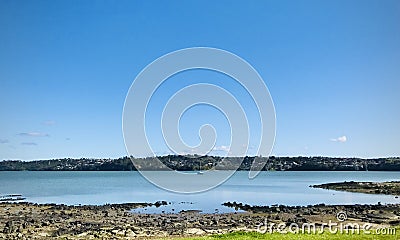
[0,171,398,213]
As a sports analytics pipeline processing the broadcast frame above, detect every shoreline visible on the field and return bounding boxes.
[1,201,399,239]
[311,181,400,196]
[1,156,399,171]
[1,179,399,238]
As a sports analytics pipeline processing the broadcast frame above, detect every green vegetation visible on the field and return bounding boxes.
[1,156,400,171]
[159,230,399,240]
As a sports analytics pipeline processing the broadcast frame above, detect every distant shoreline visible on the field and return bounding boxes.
[1,156,400,171]
[311,181,400,196]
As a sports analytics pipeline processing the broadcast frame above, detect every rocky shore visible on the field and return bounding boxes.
[1,201,400,239]
[311,181,400,196]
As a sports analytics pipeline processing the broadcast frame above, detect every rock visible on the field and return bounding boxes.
[186,228,205,235]
[125,229,136,237]
[77,232,88,237]
[37,232,49,237]
[111,229,125,236]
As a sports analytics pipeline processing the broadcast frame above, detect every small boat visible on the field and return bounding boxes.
[0,194,26,202]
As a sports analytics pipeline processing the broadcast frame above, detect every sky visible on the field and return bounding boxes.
[0,0,399,160]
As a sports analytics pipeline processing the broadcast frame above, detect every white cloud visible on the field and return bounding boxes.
[0,139,9,144]
[213,145,230,152]
[330,135,347,143]
[178,149,207,155]
[18,132,49,137]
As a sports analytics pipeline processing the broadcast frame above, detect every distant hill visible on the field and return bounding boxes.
[0,156,399,171]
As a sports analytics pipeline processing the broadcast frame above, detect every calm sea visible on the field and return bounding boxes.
[0,171,399,213]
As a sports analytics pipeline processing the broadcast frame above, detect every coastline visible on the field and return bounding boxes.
[311,181,400,196]
[1,156,399,171]
[1,201,399,239]
[1,174,399,238]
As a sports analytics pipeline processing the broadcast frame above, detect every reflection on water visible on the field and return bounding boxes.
[0,171,398,213]
[131,201,244,214]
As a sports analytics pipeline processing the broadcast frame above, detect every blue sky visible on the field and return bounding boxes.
[0,0,399,160]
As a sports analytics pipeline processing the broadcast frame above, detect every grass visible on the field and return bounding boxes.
[158,230,399,240]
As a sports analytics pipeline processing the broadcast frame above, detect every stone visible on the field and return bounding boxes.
[186,228,205,235]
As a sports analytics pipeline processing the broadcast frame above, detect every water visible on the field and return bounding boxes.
[0,171,399,213]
